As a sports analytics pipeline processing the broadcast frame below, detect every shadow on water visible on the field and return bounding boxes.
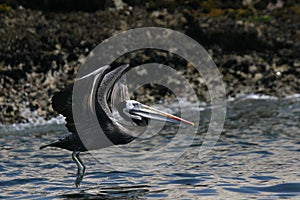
[61,185,152,200]
[0,95,300,199]
[224,183,300,197]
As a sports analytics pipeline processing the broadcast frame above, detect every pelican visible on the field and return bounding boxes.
[40,64,194,187]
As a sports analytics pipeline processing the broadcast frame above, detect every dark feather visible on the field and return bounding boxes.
[42,64,139,151]
[52,84,77,133]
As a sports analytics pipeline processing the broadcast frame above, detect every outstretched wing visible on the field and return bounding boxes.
[52,83,76,133]
[51,65,111,134]
[109,71,130,111]
[95,64,146,144]
[51,64,143,146]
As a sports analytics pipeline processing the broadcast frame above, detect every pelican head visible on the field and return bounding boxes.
[116,100,194,127]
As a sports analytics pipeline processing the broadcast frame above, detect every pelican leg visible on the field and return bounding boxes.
[72,151,86,187]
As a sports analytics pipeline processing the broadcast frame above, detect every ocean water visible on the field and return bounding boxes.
[0,95,299,199]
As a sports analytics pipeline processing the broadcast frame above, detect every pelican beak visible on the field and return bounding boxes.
[126,100,194,126]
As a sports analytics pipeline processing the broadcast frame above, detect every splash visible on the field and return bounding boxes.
[0,110,66,134]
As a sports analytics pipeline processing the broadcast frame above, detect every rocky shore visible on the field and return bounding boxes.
[0,1,299,124]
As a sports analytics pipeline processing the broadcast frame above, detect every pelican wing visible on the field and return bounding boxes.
[51,66,111,134]
[52,83,76,133]
[109,72,130,111]
[96,65,130,124]
[96,64,145,144]
[52,64,142,145]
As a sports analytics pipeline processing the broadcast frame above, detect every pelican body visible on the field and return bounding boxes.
[40,65,193,187]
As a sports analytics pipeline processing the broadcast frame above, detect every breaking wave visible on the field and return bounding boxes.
[1,94,299,134]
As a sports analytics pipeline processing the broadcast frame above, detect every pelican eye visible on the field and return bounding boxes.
[126,100,141,110]
[132,103,140,108]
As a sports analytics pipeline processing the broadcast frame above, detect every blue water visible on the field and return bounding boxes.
[0,95,299,199]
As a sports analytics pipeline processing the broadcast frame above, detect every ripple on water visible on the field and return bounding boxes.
[188,188,218,196]
[224,182,300,196]
[0,97,300,199]
[249,175,280,181]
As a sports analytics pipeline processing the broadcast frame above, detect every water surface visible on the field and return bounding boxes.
[0,95,299,199]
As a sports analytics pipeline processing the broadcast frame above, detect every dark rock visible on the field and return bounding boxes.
[2,0,107,12]
[0,2,299,124]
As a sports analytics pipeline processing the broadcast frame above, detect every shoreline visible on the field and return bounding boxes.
[1,93,299,127]
[0,4,299,124]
